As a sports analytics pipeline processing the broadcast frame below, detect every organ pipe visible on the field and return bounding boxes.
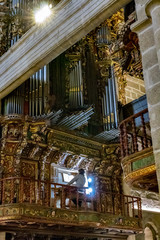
[29,65,48,117]
[69,61,83,108]
[111,66,118,128]
[102,67,118,131]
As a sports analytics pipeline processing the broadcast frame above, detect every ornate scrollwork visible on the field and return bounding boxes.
[55,212,78,222]
[28,123,48,144]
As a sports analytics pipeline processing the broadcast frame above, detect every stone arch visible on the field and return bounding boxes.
[144,222,158,240]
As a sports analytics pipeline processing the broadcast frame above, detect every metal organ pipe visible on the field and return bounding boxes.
[75,63,78,107]
[29,78,32,116]
[29,65,47,117]
[79,61,83,106]
[77,63,79,107]
[111,66,118,128]
[105,84,110,130]
[102,66,118,131]
[69,61,83,108]
[108,77,114,128]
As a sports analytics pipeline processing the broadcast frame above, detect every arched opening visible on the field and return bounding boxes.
[144,227,154,240]
[144,223,158,240]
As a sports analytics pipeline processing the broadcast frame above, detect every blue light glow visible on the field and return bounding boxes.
[86,187,93,195]
[88,177,92,183]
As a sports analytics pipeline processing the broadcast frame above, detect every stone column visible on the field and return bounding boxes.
[146,0,160,66]
[0,232,6,240]
[131,0,160,191]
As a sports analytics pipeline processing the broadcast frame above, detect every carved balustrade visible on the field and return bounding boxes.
[119,109,152,158]
[0,177,142,219]
[119,109,157,190]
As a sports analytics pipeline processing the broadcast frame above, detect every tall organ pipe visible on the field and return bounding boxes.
[111,66,118,128]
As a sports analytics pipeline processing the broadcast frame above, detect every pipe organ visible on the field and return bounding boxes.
[3,84,25,115]
[2,65,48,116]
[2,16,120,136]
[69,61,83,108]
[96,24,118,131]
[102,67,118,131]
[97,25,111,45]
[29,66,48,116]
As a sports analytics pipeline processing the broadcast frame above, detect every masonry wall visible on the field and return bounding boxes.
[125,75,146,104]
[129,0,160,239]
[131,0,160,192]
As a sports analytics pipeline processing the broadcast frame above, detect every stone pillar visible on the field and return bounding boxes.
[127,235,136,240]
[131,0,160,192]
[146,0,160,66]
[0,232,6,240]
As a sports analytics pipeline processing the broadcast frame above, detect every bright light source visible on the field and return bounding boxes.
[86,187,93,195]
[88,177,92,183]
[35,5,52,23]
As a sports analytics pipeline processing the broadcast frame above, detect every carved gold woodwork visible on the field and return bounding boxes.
[94,145,122,195]
[0,117,27,205]
[122,147,156,188]
[0,113,142,233]
[28,123,48,144]
[0,204,141,230]
[21,160,38,179]
[0,116,120,181]
[0,117,122,216]
[124,165,156,183]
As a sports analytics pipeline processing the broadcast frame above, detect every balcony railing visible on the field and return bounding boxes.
[120,108,152,158]
[0,177,142,219]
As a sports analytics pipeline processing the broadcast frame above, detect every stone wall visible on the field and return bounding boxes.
[125,75,146,103]
[131,0,160,194]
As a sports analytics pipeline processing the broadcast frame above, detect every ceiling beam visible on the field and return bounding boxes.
[0,0,131,100]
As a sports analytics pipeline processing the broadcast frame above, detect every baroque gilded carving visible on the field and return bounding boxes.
[0,116,27,178]
[125,165,155,180]
[49,138,100,157]
[28,123,48,144]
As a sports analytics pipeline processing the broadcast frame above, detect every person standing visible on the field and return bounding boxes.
[68,169,85,207]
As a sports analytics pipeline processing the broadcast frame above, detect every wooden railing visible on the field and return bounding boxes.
[0,177,142,219]
[120,109,152,158]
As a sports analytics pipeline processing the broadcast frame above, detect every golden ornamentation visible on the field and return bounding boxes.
[124,164,156,183]
[3,207,20,216]
[50,139,100,157]
[100,216,140,228]
[28,123,48,144]
[55,212,78,222]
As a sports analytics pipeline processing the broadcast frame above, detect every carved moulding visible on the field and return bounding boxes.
[122,147,156,186]
[48,139,100,157]
[48,129,103,149]
[124,165,156,184]
[121,147,154,167]
[0,204,142,231]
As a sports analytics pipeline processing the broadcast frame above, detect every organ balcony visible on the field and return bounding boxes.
[0,114,142,238]
[0,177,142,238]
[119,108,157,192]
